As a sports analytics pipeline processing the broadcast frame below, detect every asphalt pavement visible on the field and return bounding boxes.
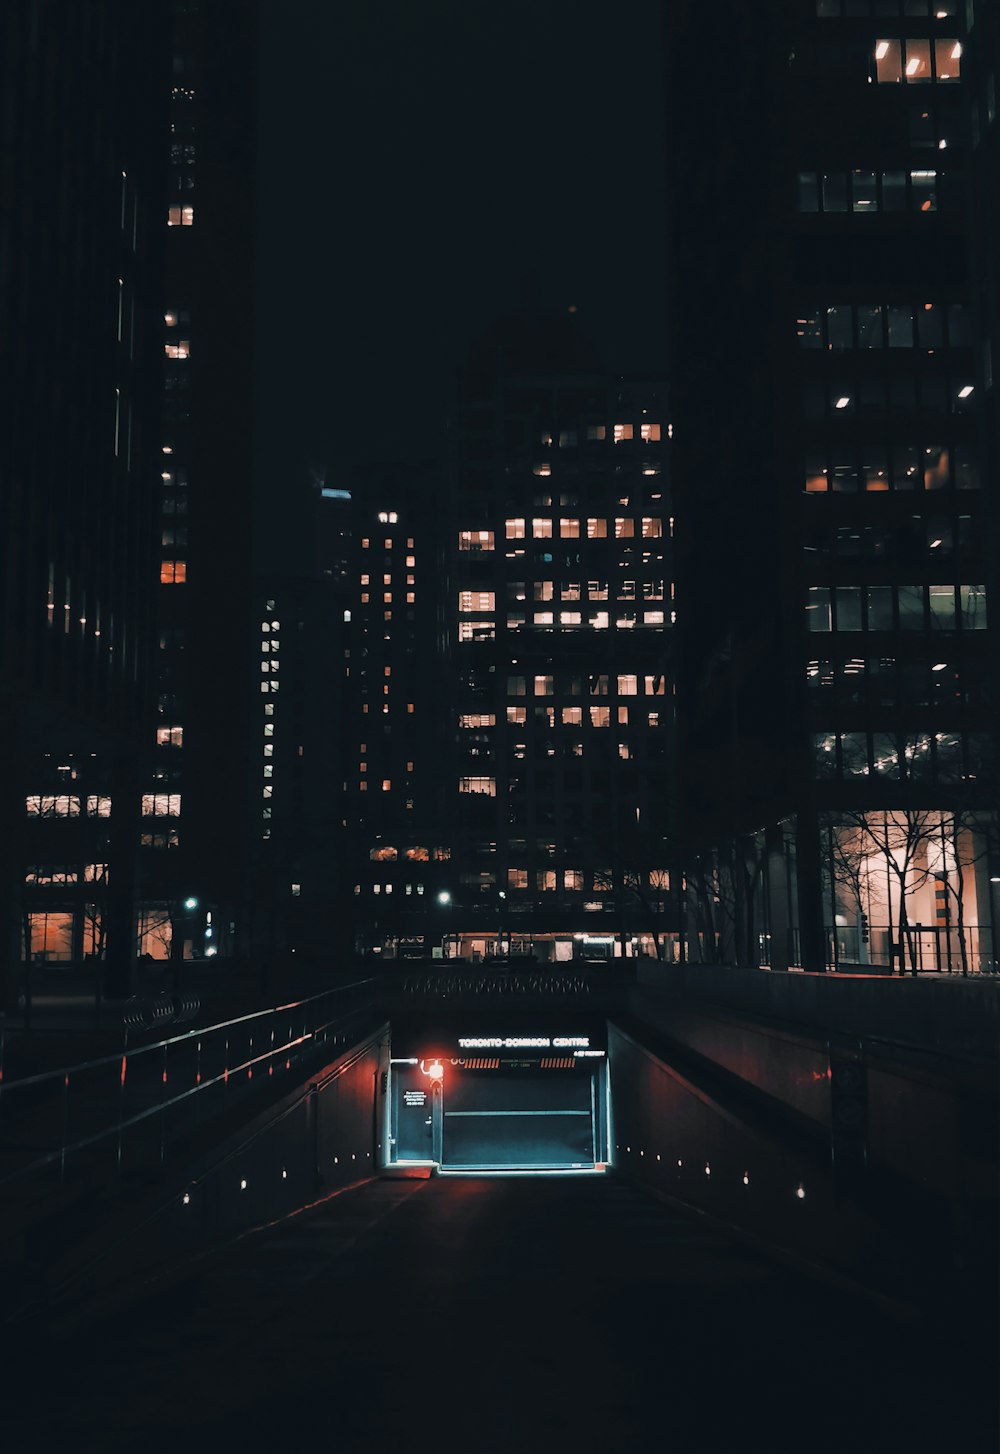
[9,1172,997,1454]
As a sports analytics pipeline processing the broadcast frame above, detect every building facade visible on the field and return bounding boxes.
[439,323,673,963]
[666,0,998,973]
[137,0,259,970]
[0,2,170,1002]
[346,466,451,960]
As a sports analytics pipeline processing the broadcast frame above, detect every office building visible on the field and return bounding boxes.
[666,0,998,973]
[137,0,259,968]
[0,2,170,1001]
[440,317,673,963]
[347,465,450,959]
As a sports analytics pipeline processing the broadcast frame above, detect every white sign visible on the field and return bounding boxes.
[457,1036,590,1050]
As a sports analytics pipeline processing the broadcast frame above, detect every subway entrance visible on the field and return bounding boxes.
[386,1015,610,1172]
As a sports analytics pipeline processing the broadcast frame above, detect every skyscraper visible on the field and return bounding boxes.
[666,0,998,974]
[0,2,170,1002]
[441,317,673,964]
[137,0,259,970]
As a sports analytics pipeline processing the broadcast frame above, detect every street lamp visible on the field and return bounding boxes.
[436,890,452,959]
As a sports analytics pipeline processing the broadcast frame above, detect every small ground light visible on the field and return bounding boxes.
[743,1173,750,1186]
[281,1168,287,1179]
[677,1159,683,1167]
[705,1163,711,1176]
[656,1154,661,1162]
[796,1184,806,1199]
[182,1191,191,1205]
[240,1178,247,1190]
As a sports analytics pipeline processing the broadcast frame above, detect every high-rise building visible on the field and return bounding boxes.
[0,2,170,1002]
[666,0,998,973]
[440,318,673,964]
[346,465,450,960]
[137,0,259,969]
[249,470,352,975]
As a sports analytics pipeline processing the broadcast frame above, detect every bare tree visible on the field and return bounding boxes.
[837,808,938,975]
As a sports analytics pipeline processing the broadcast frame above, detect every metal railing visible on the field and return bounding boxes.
[399,969,597,998]
[0,977,379,1200]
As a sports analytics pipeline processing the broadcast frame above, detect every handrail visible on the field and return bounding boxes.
[0,978,382,1197]
[0,977,379,1092]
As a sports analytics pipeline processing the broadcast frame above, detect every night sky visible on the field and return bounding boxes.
[256,0,666,558]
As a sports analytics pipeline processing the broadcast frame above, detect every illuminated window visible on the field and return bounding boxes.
[587,518,607,538]
[141,793,182,816]
[459,530,495,552]
[644,674,666,696]
[590,707,611,727]
[641,518,662,538]
[560,611,582,626]
[559,518,581,538]
[643,610,665,625]
[590,611,610,629]
[959,584,987,628]
[508,675,526,696]
[459,713,496,728]
[562,707,583,725]
[533,612,554,626]
[459,591,496,612]
[156,726,183,747]
[807,586,833,632]
[935,38,961,83]
[533,463,552,476]
[586,425,606,441]
[640,423,661,441]
[617,674,638,695]
[507,706,527,724]
[534,581,554,602]
[613,424,634,443]
[537,869,557,890]
[532,518,553,538]
[167,205,194,226]
[459,776,496,796]
[25,795,81,817]
[160,560,187,584]
[381,779,391,792]
[534,675,554,696]
[458,621,496,641]
[905,39,932,81]
[508,868,528,889]
[506,518,526,539]
[614,518,634,538]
